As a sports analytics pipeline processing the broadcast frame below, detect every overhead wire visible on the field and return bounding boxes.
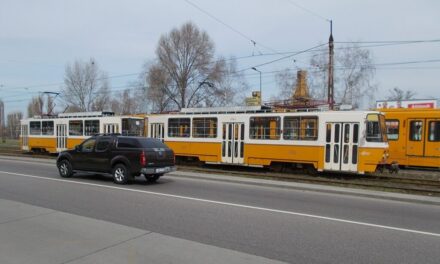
[183,0,279,54]
[283,0,330,22]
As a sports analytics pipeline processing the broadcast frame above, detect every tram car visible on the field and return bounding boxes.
[20,112,144,153]
[145,106,389,174]
[381,108,440,168]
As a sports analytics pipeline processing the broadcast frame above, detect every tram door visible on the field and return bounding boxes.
[21,124,29,151]
[324,122,359,172]
[407,119,440,157]
[406,119,424,156]
[104,123,119,134]
[425,119,440,157]
[56,124,67,152]
[221,123,244,164]
[149,123,164,142]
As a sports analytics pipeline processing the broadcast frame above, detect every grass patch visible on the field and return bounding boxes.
[0,139,20,149]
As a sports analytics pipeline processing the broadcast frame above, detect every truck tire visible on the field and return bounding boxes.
[112,164,132,184]
[58,159,73,178]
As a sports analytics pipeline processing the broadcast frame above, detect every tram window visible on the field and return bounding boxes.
[325,144,331,163]
[366,114,386,142]
[283,117,299,140]
[250,116,280,140]
[334,124,340,143]
[283,116,318,140]
[333,145,339,163]
[85,120,99,136]
[352,145,358,164]
[343,145,349,164]
[428,121,440,142]
[241,124,244,140]
[344,124,350,143]
[69,120,83,136]
[222,124,226,140]
[302,117,318,140]
[122,118,144,136]
[385,120,399,140]
[353,124,359,143]
[42,121,54,135]
[30,121,41,135]
[193,118,217,138]
[326,124,331,143]
[409,121,423,141]
[168,118,190,138]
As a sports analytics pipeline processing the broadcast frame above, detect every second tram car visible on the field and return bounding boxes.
[145,107,389,174]
[381,108,440,168]
[20,112,144,153]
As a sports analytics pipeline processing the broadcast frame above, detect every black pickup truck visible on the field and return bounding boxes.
[56,134,175,184]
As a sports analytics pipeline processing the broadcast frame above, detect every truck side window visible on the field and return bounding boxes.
[81,138,96,152]
[96,137,112,152]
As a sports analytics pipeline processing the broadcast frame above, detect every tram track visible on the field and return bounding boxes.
[176,164,440,197]
[1,150,439,197]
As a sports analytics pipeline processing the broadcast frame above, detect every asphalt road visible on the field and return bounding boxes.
[0,156,440,263]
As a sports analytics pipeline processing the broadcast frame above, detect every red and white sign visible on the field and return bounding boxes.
[376,99,437,109]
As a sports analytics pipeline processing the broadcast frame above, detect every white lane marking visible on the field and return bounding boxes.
[1,170,440,238]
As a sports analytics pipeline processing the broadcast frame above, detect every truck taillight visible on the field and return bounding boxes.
[140,151,146,166]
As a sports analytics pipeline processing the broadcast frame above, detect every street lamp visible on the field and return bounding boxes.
[251,67,262,105]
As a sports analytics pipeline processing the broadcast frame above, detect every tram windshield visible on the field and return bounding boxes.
[366,114,387,142]
[121,118,144,136]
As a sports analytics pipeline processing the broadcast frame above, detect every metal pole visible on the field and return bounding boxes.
[327,20,334,110]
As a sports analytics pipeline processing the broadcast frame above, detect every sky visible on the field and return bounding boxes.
[1,0,439,116]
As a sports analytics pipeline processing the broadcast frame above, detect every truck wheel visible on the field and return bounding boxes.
[112,164,132,184]
[58,160,73,178]
[145,174,162,183]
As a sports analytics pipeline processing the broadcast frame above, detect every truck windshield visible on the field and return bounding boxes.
[366,114,387,142]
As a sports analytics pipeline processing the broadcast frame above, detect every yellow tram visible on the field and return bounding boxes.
[20,112,144,153]
[381,108,440,168]
[20,107,390,174]
[145,107,389,174]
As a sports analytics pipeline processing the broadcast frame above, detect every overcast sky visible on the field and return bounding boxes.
[1,0,439,115]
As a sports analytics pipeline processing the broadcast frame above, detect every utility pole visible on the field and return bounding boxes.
[327,20,334,110]
[0,100,5,143]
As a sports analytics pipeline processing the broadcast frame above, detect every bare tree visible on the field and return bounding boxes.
[146,63,173,113]
[386,87,416,101]
[337,44,377,108]
[309,43,377,108]
[209,57,249,106]
[150,22,235,110]
[110,86,144,115]
[62,58,110,112]
[27,95,44,117]
[6,111,23,139]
